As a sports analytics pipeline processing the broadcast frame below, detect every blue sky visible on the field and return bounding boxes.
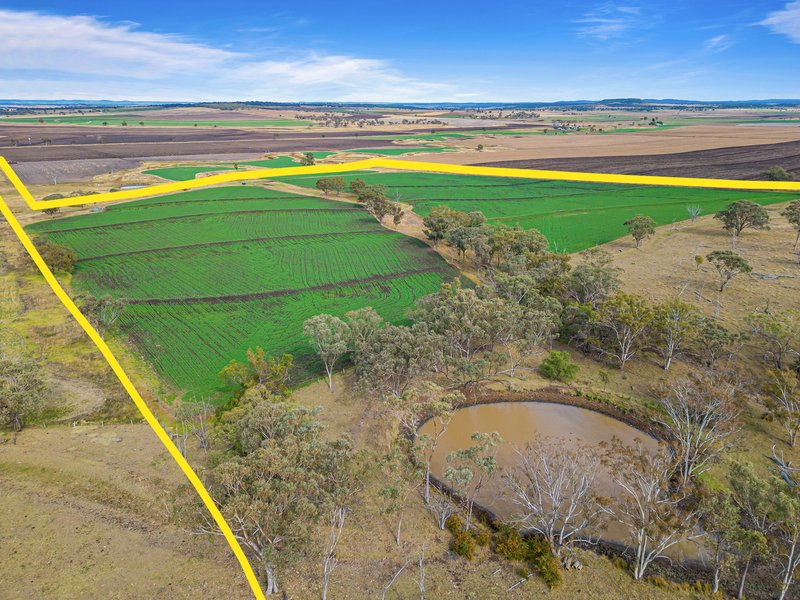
[0,1,798,101]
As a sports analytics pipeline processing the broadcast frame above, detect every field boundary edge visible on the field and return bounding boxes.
[1,154,800,600]
[0,188,268,599]
[2,156,800,211]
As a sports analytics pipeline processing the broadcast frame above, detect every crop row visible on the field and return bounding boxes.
[277,171,800,252]
[30,194,340,234]
[28,183,459,397]
[119,270,456,394]
[41,209,375,259]
[73,232,442,300]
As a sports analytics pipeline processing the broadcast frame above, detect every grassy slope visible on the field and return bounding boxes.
[0,425,252,600]
[281,170,799,252]
[27,186,460,396]
[0,222,251,599]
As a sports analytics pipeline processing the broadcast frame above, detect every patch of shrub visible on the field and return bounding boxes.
[444,514,464,537]
[538,351,578,383]
[473,529,490,547]
[527,538,562,589]
[451,531,477,560]
[763,166,793,181]
[494,525,529,561]
[37,240,77,274]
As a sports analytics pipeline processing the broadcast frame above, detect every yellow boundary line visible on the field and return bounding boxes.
[1,154,799,599]
[2,156,800,211]
[0,169,267,599]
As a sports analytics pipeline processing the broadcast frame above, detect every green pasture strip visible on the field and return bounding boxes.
[142,152,335,181]
[142,165,232,181]
[28,197,341,234]
[72,233,440,300]
[27,185,458,396]
[280,171,800,253]
[118,270,457,394]
[37,208,367,258]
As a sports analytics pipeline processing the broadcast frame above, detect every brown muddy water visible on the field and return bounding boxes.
[419,401,705,562]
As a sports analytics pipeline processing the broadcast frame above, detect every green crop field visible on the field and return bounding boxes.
[281,171,799,252]
[27,186,459,396]
[2,116,314,127]
[143,152,334,181]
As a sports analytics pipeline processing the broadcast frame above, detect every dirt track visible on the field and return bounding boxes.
[478,139,800,179]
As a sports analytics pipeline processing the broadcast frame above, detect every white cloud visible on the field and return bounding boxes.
[761,1,800,43]
[704,34,733,52]
[575,3,643,41]
[0,9,462,101]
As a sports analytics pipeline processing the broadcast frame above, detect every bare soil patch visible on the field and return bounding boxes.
[403,124,800,168]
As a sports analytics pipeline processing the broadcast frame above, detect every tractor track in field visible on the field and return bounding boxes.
[33,206,362,234]
[76,229,396,262]
[126,266,449,306]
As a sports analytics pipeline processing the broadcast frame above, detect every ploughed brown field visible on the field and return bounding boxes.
[0,118,532,183]
[478,138,800,179]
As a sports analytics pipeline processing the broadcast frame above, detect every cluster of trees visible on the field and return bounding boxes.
[422,206,549,271]
[185,354,368,595]
[315,176,346,196]
[303,280,561,395]
[351,179,404,225]
[763,166,794,182]
[306,115,445,128]
[292,194,800,596]
[204,331,799,597]
[196,379,364,595]
[323,178,408,225]
[563,285,782,371]
[36,239,77,274]
[422,198,800,271]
